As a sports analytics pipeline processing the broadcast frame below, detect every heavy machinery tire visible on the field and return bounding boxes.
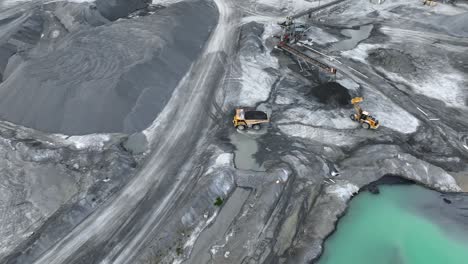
[252,124,261,130]
[237,125,246,130]
[350,114,356,121]
[362,123,370,129]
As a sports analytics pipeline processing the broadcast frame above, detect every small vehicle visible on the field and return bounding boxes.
[233,108,269,130]
[350,97,380,129]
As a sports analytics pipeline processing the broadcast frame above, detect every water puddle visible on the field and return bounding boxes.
[229,132,265,171]
[319,185,468,264]
[330,24,373,51]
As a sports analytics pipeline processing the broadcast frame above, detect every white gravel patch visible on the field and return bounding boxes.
[304,26,338,45]
[278,124,355,146]
[238,22,279,106]
[56,134,111,150]
[153,0,184,5]
[238,57,277,105]
[384,70,467,109]
[341,43,382,63]
[280,107,356,129]
[255,0,319,13]
[275,95,294,105]
[205,152,234,175]
[363,88,420,134]
[336,78,360,92]
[326,182,359,201]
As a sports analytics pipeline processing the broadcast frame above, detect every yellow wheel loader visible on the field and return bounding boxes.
[233,108,269,130]
[350,97,380,129]
[423,0,437,6]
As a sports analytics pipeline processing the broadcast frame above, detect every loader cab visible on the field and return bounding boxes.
[360,111,370,121]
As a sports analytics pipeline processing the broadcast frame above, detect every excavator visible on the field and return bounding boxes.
[350,97,380,129]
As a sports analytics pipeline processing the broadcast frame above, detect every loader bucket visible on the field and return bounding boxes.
[351,97,363,104]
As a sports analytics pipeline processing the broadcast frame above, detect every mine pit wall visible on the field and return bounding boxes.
[0,121,138,263]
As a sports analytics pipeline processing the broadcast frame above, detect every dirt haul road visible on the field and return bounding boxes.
[32,0,240,263]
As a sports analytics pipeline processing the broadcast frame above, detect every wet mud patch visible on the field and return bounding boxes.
[308,82,351,107]
[368,48,416,74]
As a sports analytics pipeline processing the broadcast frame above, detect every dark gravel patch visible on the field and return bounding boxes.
[368,48,416,74]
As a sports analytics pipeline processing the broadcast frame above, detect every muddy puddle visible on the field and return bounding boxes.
[330,24,373,51]
[229,132,265,171]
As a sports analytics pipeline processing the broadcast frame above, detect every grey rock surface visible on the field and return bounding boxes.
[0,1,217,135]
[0,121,137,260]
[0,0,467,264]
[96,0,150,21]
[436,12,468,38]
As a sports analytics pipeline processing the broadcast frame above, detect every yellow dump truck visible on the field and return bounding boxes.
[233,108,269,130]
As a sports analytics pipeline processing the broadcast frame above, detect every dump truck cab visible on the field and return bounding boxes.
[233,108,269,130]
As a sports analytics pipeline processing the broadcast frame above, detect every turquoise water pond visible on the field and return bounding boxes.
[319,185,468,264]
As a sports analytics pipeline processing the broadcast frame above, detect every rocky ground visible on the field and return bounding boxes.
[0,0,467,263]
[0,0,216,134]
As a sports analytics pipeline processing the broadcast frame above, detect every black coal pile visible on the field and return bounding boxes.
[308,82,351,106]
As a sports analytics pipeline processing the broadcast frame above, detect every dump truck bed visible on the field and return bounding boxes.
[244,111,268,120]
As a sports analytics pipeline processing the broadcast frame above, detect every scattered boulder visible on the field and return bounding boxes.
[123,132,148,154]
